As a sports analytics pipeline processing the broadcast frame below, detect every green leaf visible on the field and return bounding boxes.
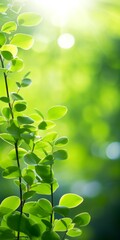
[0,97,9,103]
[38,120,56,130]
[35,109,44,119]
[1,196,20,211]
[1,44,18,60]
[48,105,68,120]
[59,194,83,208]
[2,166,20,179]
[53,205,69,217]
[66,228,82,237]
[43,132,58,142]
[11,92,23,101]
[41,154,54,165]
[42,230,60,240]
[17,12,42,26]
[2,107,11,119]
[53,150,68,160]
[21,78,32,87]
[53,218,72,232]
[23,190,36,200]
[73,212,91,227]
[17,115,34,125]
[7,121,20,139]
[22,168,35,185]
[9,148,27,160]
[0,68,8,73]
[0,4,8,13]
[0,227,15,239]
[35,165,53,183]
[31,180,59,195]
[1,21,17,34]
[9,58,24,72]
[10,33,34,50]
[24,152,41,165]
[7,212,41,238]
[0,133,15,145]
[55,136,68,146]
[0,32,6,47]
[23,199,52,218]
[14,100,27,112]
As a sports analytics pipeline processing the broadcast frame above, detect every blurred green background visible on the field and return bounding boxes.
[0,0,120,239]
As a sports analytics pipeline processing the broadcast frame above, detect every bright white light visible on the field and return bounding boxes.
[57,33,75,49]
[71,180,102,198]
[106,142,120,160]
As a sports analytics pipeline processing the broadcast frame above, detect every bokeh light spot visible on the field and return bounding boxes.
[57,33,75,49]
[106,142,120,160]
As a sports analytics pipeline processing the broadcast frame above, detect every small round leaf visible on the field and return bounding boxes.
[17,12,42,26]
[59,193,83,208]
[73,212,91,227]
[48,105,68,120]
[1,21,17,34]
[10,33,34,50]
[53,150,68,160]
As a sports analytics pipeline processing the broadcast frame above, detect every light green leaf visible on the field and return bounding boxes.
[0,32,6,47]
[66,228,82,237]
[1,21,17,34]
[0,227,15,239]
[0,68,8,73]
[1,196,20,211]
[7,212,41,238]
[24,152,41,165]
[59,194,83,208]
[17,115,34,125]
[38,120,56,130]
[0,133,15,145]
[55,136,68,146]
[17,12,42,26]
[21,78,32,87]
[0,96,9,103]
[73,212,91,227]
[11,92,23,101]
[0,4,8,13]
[13,100,27,112]
[9,58,24,72]
[9,148,27,160]
[42,230,60,240]
[43,132,58,142]
[53,218,72,232]
[53,205,69,217]
[31,180,59,195]
[1,44,18,60]
[53,150,68,160]
[22,168,35,185]
[10,33,34,50]
[23,199,52,217]
[48,105,68,120]
[2,166,20,179]
[23,191,36,200]
[2,107,11,119]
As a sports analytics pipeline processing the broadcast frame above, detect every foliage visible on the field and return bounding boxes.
[0,1,90,239]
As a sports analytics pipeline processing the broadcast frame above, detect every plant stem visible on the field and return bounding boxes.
[0,55,14,119]
[0,54,23,240]
[50,164,54,225]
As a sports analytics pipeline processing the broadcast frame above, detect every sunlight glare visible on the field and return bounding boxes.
[57,33,75,49]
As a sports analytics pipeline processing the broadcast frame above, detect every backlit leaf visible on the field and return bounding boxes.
[53,205,69,217]
[9,58,24,72]
[2,166,20,179]
[11,92,23,101]
[24,152,41,165]
[17,12,42,26]
[66,228,82,237]
[0,32,6,47]
[22,168,35,185]
[0,4,8,13]
[17,115,34,125]
[23,191,36,200]
[38,120,56,130]
[43,132,58,142]
[73,212,91,227]
[2,107,11,119]
[1,44,18,60]
[31,180,59,195]
[9,148,27,160]
[0,133,15,145]
[55,136,68,146]
[1,196,20,211]
[53,218,72,232]
[0,227,15,239]
[59,194,83,208]
[1,21,17,34]
[48,105,68,120]
[10,33,34,50]
[42,230,60,240]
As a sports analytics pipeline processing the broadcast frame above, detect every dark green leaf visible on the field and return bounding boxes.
[73,212,91,227]
[24,152,41,165]
[53,150,68,160]
[11,92,23,101]
[0,97,9,103]
[0,227,15,239]
[35,165,53,183]
[1,44,18,60]
[17,115,34,125]
[21,78,32,87]
[14,101,27,112]
[53,205,69,217]
[42,230,60,240]
[35,109,44,119]
[55,136,68,146]
[2,166,20,179]
[7,121,20,139]
[0,32,6,47]
[2,107,11,119]
[22,168,35,185]
[23,191,36,200]
[38,120,56,130]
